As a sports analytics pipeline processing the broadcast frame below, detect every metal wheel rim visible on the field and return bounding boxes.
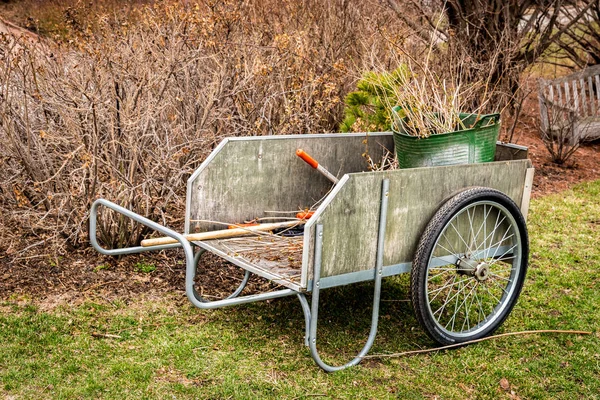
[425,200,523,338]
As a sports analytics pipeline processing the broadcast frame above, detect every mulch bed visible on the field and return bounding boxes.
[0,245,276,304]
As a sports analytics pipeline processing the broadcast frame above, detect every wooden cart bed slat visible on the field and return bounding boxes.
[193,235,304,291]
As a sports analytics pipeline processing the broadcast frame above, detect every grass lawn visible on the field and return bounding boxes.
[2,181,600,399]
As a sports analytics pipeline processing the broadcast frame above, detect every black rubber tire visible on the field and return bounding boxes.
[410,187,529,345]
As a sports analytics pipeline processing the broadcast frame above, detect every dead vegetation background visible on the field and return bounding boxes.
[0,0,404,259]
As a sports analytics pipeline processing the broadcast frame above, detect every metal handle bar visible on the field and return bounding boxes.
[90,199,296,309]
[90,199,183,256]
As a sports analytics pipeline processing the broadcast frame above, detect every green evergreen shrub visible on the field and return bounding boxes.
[340,66,408,132]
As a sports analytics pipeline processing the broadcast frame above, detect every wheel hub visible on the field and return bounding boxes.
[456,257,490,282]
[474,262,490,281]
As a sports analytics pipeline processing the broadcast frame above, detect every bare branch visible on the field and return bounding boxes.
[386,0,437,44]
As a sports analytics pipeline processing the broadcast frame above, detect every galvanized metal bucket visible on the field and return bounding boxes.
[392,106,500,169]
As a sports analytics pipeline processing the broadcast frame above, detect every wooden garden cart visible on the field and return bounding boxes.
[90,132,534,371]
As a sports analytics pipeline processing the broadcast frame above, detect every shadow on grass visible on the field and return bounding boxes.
[212,275,433,367]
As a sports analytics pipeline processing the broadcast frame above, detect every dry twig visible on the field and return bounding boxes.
[361,330,593,359]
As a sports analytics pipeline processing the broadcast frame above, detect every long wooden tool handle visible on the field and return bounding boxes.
[296,148,339,184]
[140,220,305,247]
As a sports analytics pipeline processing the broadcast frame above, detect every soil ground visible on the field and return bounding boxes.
[1,95,599,305]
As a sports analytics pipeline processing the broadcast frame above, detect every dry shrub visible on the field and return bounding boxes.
[377,55,491,138]
[0,0,147,38]
[538,100,590,165]
[346,14,498,140]
[0,0,403,255]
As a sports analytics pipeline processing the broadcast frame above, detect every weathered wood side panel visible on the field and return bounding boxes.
[304,160,530,280]
[495,142,529,161]
[187,134,394,233]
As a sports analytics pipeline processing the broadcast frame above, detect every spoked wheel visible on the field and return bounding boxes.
[411,187,529,345]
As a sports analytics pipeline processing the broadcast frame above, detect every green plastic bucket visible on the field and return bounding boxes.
[391,106,500,169]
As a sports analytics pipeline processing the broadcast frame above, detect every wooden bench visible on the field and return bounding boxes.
[538,65,600,142]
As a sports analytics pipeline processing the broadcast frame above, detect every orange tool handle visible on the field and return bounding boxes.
[296,211,315,220]
[296,149,318,169]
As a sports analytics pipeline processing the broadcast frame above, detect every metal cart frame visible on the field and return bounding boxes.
[90,132,534,371]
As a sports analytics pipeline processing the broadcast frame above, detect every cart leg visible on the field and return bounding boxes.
[297,293,311,347]
[193,248,251,300]
[303,179,389,372]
